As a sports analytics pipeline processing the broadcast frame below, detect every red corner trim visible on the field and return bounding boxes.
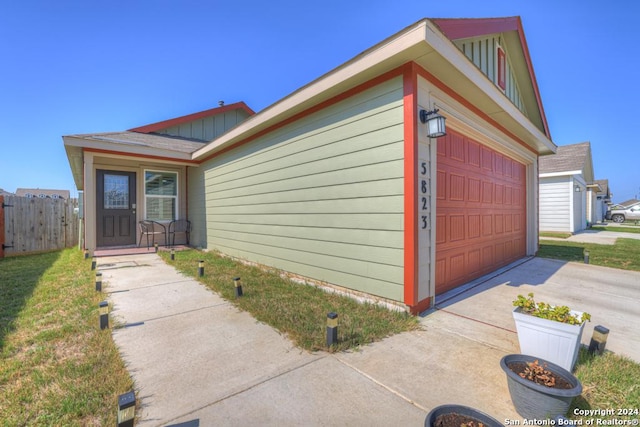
[129,101,255,134]
[403,63,418,308]
[414,65,537,155]
[514,17,551,138]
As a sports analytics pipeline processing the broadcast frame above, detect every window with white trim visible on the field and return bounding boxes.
[144,170,177,221]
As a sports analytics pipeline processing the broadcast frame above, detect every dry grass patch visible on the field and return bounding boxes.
[0,249,134,425]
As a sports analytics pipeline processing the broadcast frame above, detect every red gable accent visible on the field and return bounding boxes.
[431,17,551,139]
[129,101,255,134]
[431,17,520,40]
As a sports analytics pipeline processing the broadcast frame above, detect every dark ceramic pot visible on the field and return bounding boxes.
[425,404,502,427]
[500,354,582,419]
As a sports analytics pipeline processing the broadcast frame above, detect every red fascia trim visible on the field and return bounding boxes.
[198,67,406,164]
[414,65,537,155]
[431,17,519,40]
[515,17,551,138]
[433,17,551,139]
[84,147,200,164]
[129,101,256,134]
[402,63,418,308]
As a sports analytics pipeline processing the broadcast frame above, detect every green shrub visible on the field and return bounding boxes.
[513,293,591,325]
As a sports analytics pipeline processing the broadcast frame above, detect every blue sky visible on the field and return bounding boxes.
[1,0,638,202]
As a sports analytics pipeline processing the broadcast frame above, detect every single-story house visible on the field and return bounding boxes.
[64,17,556,313]
[15,188,71,199]
[612,199,640,210]
[593,179,612,223]
[538,142,599,233]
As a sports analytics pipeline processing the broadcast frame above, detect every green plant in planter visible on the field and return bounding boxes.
[513,293,591,325]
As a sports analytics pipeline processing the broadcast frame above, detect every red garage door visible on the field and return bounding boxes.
[435,130,526,295]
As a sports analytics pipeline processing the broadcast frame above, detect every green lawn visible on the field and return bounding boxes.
[592,225,640,233]
[538,238,640,272]
[158,249,419,352]
[572,349,640,421]
[0,249,133,425]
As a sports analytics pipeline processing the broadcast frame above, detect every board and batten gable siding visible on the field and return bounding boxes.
[155,109,252,141]
[199,77,405,302]
[539,176,571,232]
[453,36,527,115]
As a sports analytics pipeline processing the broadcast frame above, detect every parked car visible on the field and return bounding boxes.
[608,205,640,223]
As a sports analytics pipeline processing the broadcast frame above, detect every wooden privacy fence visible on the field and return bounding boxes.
[0,195,79,258]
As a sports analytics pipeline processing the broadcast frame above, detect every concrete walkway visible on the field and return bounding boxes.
[98,252,640,426]
[542,227,640,245]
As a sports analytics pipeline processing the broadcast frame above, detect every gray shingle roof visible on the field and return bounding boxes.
[594,179,609,196]
[539,141,590,174]
[71,131,207,154]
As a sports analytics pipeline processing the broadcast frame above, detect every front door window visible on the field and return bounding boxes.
[104,174,130,209]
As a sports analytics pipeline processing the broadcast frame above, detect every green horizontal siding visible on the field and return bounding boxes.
[187,166,207,248]
[199,76,405,301]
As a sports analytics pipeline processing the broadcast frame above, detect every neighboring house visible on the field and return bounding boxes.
[15,188,71,199]
[64,17,556,314]
[593,179,613,222]
[615,198,640,209]
[0,188,15,197]
[539,142,597,233]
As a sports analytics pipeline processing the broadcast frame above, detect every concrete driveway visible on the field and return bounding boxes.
[99,250,640,426]
[433,256,640,363]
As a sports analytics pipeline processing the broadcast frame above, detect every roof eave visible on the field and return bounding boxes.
[540,170,583,178]
[431,17,551,139]
[63,135,198,191]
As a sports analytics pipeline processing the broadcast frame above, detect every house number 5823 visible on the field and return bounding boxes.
[420,160,428,229]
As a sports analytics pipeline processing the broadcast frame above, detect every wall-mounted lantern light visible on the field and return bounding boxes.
[419,108,447,138]
[575,185,581,192]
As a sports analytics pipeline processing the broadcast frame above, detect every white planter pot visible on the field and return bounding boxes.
[512,307,586,371]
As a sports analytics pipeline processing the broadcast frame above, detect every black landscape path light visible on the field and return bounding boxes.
[588,325,610,355]
[233,277,243,298]
[326,312,338,347]
[117,391,136,427]
[99,301,109,330]
[198,260,204,277]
